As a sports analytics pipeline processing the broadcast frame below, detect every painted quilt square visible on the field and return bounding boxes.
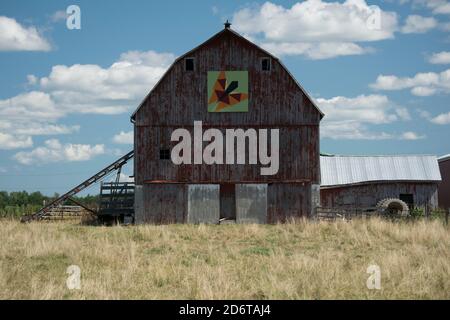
[207,71,248,112]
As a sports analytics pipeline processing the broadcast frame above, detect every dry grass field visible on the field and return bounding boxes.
[0,218,448,299]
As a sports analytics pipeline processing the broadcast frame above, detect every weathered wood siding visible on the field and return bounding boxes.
[133,29,322,223]
[134,126,318,183]
[438,159,450,209]
[267,183,313,222]
[320,182,439,209]
[135,184,186,224]
[134,30,321,185]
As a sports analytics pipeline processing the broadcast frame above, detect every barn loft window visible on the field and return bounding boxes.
[261,57,271,71]
[159,149,170,160]
[185,58,195,71]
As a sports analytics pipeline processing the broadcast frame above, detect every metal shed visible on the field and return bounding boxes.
[320,155,442,209]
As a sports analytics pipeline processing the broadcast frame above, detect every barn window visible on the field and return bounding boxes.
[261,57,271,71]
[185,58,195,71]
[159,149,170,160]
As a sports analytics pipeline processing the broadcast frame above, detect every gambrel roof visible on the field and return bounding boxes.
[130,27,324,120]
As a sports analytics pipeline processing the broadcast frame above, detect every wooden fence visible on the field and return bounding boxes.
[315,206,381,221]
[41,205,93,221]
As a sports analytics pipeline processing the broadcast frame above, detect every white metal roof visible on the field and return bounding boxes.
[438,154,450,162]
[320,155,442,187]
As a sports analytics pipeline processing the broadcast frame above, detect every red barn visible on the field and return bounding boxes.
[131,24,323,224]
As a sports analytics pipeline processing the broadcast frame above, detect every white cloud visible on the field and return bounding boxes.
[113,131,133,144]
[420,109,450,125]
[395,107,412,120]
[14,124,80,136]
[430,111,450,124]
[14,139,105,165]
[441,22,450,31]
[27,74,38,85]
[118,50,176,67]
[0,91,78,149]
[317,94,405,124]
[418,109,431,119]
[321,121,394,140]
[0,16,51,51]
[410,86,437,96]
[110,173,134,183]
[405,0,450,15]
[401,15,438,33]
[370,69,450,95]
[401,131,425,140]
[317,94,412,140]
[50,10,67,23]
[232,1,398,59]
[0,50,174,151]
[428,0,450,15]
[233,1,397,42]
[428,51,450,64]
[37,50,175,115]
[0,91,62,122]
[260,42,373,60]
[0,133,33,150]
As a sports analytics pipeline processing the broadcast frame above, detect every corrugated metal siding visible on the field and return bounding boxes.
[321,182,439,209]
[236,184,267,223]
[187,184,220,223]
[311,184,320,213]
[134,185,144,224]
[321,155,442,187]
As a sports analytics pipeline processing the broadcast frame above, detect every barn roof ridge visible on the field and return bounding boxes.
[130,26,324,120]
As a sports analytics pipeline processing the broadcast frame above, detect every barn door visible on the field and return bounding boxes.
[236,184,267,223]
[220,184,236,221]
[187,184,220,224]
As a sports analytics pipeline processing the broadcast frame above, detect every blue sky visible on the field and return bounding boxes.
[0,0,449,195]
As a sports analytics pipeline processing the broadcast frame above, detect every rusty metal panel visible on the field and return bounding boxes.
[321,182,439,209]
[187,184,220,224]
[236,184,267,224]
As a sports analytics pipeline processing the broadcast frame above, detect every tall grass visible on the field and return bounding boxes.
[0,218,448,299]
